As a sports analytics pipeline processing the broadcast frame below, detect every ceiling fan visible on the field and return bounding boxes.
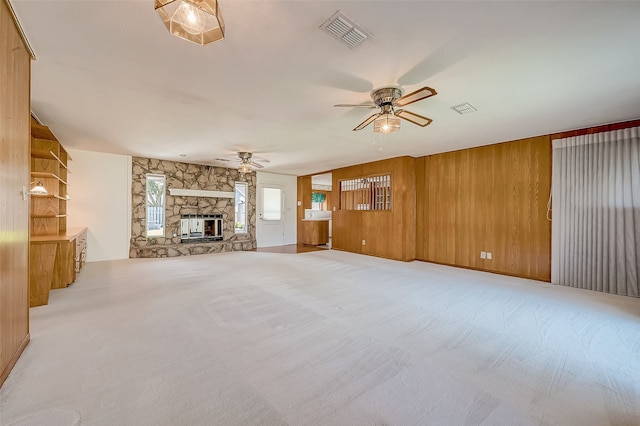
[335,86,437,134]
[214,152,269,173]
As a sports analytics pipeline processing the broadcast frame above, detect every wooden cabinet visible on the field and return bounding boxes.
[30,228,87,306]
[29,119,87,307]
[300,220,329,246]
[1,0,32,388]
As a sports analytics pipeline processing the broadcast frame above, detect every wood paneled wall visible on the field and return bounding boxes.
[416,136,552,281]
[296,176,312,244]
[331,156,416,261]
[1,0,32,387]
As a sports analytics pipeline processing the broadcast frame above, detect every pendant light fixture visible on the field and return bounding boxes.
[238,163,252,174]
[373,104,401,134]
[374,113,401,134]
[29,180,48,195]
[155,0,225,46]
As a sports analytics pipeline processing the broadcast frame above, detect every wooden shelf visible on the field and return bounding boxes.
[31,127,70,238]
[31,147,68,170]
[31,148,56,160]
[30,123,57,141]
[31,194,68,201]
[30,171,68,185]
[50,151,68,170]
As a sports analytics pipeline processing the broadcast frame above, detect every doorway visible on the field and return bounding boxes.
[257,184,284,247]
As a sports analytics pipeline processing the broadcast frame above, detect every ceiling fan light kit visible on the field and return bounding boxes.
[235,152,268,174]
[238,163,252,174]
[155,0,225,46]
[374,113,401,134]
[336,86,437,134]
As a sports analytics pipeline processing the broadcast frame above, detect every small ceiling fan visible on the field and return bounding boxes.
[214,152,269,173]
[335,86,437,134]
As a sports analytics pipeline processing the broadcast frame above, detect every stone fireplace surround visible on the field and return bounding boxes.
[130,157,256,258]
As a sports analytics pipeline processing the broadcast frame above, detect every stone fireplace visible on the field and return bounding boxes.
[130,157,256,258]
[180,214,223,242]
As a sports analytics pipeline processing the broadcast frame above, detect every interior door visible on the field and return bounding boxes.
[257,184,285,247]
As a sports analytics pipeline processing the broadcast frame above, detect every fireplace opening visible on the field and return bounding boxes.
[180,214,223,242]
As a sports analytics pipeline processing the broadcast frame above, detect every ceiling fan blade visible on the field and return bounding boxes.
[249,161,264,169]
[334,103,377,109]
[353,113,381,131]
[393,86,437,107]
[251,156,270,163]
[395,109,433,127]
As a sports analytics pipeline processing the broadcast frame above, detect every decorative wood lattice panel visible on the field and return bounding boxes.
[340,175,391,210]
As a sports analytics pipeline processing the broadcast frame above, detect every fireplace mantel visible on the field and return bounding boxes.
[168,188,234,198]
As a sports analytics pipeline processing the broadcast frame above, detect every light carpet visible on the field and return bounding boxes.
[1,250,639,425]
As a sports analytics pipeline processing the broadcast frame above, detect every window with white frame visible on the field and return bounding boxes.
[146,174,165,237]
[234,182,248,233]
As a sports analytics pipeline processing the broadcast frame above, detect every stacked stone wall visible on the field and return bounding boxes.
[130,157,256,258]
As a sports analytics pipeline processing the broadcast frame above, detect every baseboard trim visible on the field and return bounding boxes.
[415,259,552,282]
[0,333,30,388]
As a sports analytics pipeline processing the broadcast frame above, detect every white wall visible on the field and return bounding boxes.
[67,149,132,262]
[255,172,297,247]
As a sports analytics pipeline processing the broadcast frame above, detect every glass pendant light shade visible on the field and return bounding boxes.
[174,2,206,35]
[155,0,225,46]
[374,113,401,134]
[30,180,48,195]
[238,163,252,174]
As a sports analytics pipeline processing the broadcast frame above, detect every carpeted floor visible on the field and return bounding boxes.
[1,250,639,425]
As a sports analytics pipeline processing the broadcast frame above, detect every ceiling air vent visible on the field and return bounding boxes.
[451,102,478,115]
[320,11,370,49]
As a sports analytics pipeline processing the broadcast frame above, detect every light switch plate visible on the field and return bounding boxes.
[480,251,487,259]
[487,252,492,260]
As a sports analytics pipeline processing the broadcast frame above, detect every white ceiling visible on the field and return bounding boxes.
[12,1,640,176]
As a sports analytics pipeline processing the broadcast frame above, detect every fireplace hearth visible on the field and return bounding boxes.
[180,214,223,243]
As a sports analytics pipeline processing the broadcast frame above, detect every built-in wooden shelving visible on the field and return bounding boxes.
[31,133,69,235]
[29,117,87,307]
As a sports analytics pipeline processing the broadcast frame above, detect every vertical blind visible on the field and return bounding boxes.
[551,126,640,297]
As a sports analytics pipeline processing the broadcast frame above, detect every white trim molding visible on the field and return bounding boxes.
[168,188,234,198]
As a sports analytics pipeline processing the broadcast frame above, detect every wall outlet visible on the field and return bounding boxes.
[487,252,492,260]
[480,251,487,259]
[297,201,301,206]
[362,240,366,245]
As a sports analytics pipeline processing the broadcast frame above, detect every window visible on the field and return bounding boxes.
[234,182,248,233]
[146,174,165,237]
[262,187,282,220]
[340,175,391,211]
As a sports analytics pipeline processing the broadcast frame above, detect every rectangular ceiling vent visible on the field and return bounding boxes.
[451,102,478,115]
[320,11,370,49]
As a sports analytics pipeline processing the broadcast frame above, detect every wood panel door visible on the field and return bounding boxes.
[1,0,31,387]
[296,176,311,244]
